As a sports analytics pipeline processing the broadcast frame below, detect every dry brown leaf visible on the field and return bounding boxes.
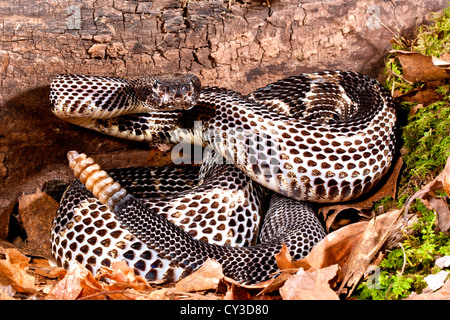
[279,265,339,300]
[0,248,36,293]
[175,258,224,293]
[224,284,261,300]
[258,222,368,297]
[338,209,404,296]
[407,279,450,300]
[391,50,450,83]
[398,81,444,107]
[408,103,424,116]
[254,270,294,296]
[46,263,101,300]
[275,243,309,270]
[404,155,450,232]
[239,244,304,295]
[255,221,368,296]
[297,221,368,273]
[422,197,450,232]
[45,263,87,299]
[17,188,59,259]
[28,257,67,280]
[319,157,403,231]
[97,260,151,292]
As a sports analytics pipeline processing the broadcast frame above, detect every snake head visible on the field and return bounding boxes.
[134,73,201,111]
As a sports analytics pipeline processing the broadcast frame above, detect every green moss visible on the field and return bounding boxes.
[413,7,450,57]
[400,101,450,192]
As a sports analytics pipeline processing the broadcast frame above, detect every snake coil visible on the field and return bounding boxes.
[50,71,396,284]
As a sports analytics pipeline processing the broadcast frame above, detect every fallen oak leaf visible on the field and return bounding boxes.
[28,257,66,280]
[17,188,58,259]
[257,222,368,296]
[46,263,103,300]
[275,243,309,270]
[395,81,444,107]
[243,244,303,296]
[296,221,368,273]
[338,208,404,296]
[0,248,36,294]
[391,50,450,83]
[175,258,224,293]
[404,155,450,232]
[97,260,151,292]
[254,272,292,296]
[279,265,339,300]
[223,244,312,295]
[46,264,84,300]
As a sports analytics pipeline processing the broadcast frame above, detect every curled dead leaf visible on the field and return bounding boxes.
[275,243,309,270]
[338,209,404,296]
[279,265,339,300]
[97,260,151,292]
[256,221,368,296]
[17,188,59,259]
[46,263,100,300]
[175,258,224,293]
[391,50,450,83]
[396,81,444,107]
[436,256,450,269]
[0,248,35,293]
[405,155,450,232]
[296,221,368,273]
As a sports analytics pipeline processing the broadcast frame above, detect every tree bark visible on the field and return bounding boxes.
[0,0,447,241]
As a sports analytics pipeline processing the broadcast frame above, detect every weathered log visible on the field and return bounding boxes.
[0,0,447,244]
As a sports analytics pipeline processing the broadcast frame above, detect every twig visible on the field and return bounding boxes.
[384,242,408,299]
[366,6,399,39]
[366,6,410,48]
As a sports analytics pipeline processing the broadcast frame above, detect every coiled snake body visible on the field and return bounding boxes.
[50,71,396,284]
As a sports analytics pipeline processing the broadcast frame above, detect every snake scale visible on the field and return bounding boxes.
[49,71,396,284]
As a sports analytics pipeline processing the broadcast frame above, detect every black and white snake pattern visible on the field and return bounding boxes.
[49,71,396,284]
